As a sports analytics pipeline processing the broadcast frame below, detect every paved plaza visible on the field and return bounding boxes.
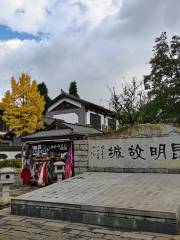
[0,207,180,240]
[12,172,180,233]
[12,172,180,213]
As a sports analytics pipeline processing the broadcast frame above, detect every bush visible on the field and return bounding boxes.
[0,159,22,169]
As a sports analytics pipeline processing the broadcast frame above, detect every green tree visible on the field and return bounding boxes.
[68,81,79,97]
[144,32,180,123]
[0,73,45,136]
[110,78,147,126]
[38,82,51,108]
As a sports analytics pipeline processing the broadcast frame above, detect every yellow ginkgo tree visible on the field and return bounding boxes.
[1,73,45,136]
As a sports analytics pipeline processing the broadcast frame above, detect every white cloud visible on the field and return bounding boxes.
[0,0,120,35]
[0,0,53,34]
[0,0,180,107]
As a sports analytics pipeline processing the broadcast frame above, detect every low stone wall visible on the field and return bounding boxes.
[73,125,180,174]
[73,140,88,175]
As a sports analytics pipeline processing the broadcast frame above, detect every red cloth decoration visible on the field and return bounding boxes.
[64,143,73,179]
[21,168,31,185]
[37,162,48,186]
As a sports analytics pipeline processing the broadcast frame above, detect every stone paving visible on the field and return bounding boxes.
[1,172,180,238]
[0,207,180,240]
[11,172,180,233]
[12,172,180,213]
[0,185,39,208]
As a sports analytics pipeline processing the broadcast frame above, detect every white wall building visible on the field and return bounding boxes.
[46,90,117,131]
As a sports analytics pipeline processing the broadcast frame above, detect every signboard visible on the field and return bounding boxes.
[31,143,68,161]
[88,136,180,169]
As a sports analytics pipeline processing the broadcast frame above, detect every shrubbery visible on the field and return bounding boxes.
[0,159,22,169]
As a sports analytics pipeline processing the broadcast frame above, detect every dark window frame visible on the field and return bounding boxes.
[90,113,101,130]
[108,118,116,130]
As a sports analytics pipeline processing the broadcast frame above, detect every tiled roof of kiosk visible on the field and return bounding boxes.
[22,121,101,141]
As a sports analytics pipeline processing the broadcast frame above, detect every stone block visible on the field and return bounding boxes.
[153,168,168,174]
[74,144,80,151]
[74,167,81,175]
[74,156,88,162]
[92,167,105,172]
[79,144,88,151]
[82,213,135,229]
[87,167,94,172]
[121,232,153,240]
[136,219,178,234]
[41,209,55,219]
[74,151,88,157]
[74,167,87,174]
[112,168,121,173]
[92,228,122,236]
[74,161,88,167]
[54,208,83,222]
[168,169,180,174]
[74,140,88,145]
[79,167,87,173]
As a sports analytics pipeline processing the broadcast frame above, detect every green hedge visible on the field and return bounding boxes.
[0,159,22,169]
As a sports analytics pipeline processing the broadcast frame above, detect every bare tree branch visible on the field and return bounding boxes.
[110,78,147,126]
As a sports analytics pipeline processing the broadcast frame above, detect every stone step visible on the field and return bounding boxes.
[11,172,180,234]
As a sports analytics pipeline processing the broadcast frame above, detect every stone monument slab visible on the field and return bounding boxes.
[88,135,180,171]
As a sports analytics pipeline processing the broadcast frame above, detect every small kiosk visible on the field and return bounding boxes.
[21,140,72,186]
[21,119,100,186]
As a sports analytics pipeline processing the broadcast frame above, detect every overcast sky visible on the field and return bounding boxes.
[0,0,180,107]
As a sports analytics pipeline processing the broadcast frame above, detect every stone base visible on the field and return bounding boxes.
[11,172,180,234]
[87,167,180,174]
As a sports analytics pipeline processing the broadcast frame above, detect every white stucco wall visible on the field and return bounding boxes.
[0,151,21,160]
[53,113,78,124]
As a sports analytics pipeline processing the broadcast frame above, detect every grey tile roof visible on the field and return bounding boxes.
[65,123,100,134]
[22,122,101,141]
[22,129,72,140]
[43,117,55,126]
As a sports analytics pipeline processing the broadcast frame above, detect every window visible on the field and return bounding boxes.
[90,113,101,130]
[108,118,116,130]
[0,154,8,160]
[15,153,22,159]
